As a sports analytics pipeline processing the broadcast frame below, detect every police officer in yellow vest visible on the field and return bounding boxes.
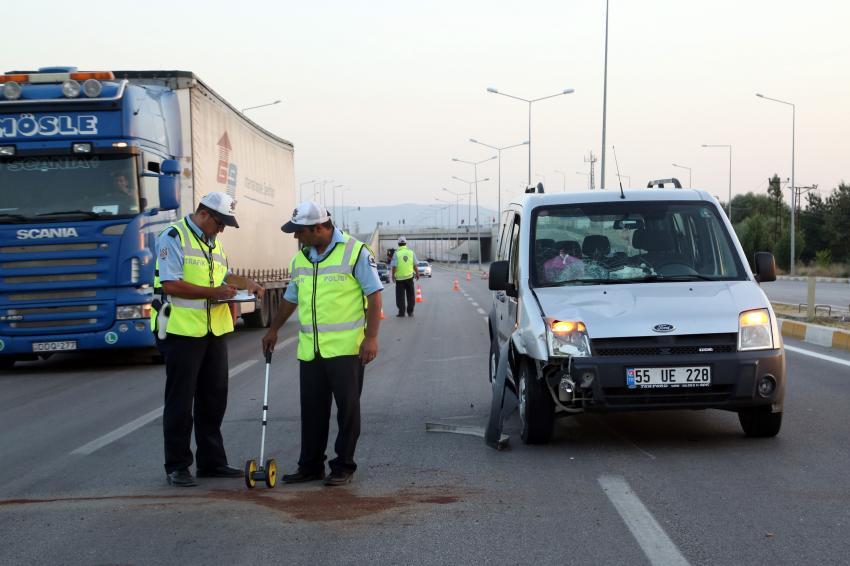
[261,201,383,486]
[391,236,419,317]
[153,192,264,487]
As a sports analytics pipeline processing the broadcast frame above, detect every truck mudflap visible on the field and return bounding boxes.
[485,341,517,449]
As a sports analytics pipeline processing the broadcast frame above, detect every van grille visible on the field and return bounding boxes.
[592,333,737,357]
[602,385,735,407]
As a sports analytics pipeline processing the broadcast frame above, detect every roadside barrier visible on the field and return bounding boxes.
[779,318,850,352]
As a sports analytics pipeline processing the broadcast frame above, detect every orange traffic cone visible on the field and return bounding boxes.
[380,308,385,320]
[416,285,424,303]
[452,279,460,291]
[465,272,471,282]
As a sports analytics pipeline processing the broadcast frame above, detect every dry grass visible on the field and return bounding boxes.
[772,302,850,331]
[778,263,850,278]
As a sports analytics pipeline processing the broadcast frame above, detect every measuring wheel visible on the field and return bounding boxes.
[264,459,278,488]
[245,459,258,489]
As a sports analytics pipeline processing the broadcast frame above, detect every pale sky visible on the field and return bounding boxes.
[5,0,849,212]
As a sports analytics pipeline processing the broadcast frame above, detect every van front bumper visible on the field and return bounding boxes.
[569,348,785,412]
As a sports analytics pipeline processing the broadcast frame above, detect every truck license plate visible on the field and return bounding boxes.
[32,341,77,353]
[626,366,711,389]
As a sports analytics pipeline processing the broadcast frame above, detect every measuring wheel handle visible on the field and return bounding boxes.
[245,459,258,489]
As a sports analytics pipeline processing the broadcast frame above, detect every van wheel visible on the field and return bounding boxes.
[517,357,554,444]
[738,406,782,437]
[488,336,499,384]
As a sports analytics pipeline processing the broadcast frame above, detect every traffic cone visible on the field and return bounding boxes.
[380,308,385,320]
[465,272,471,282]
[416,285,424,303]
[452,279,460,291]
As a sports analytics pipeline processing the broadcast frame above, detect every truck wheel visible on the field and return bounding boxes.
[244,291,272,328]
[738,406,782,438]
[518,357,554,444]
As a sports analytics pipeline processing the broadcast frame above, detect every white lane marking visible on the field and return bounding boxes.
[598,475,690,566]
[477,308,487,315]
[471,302,479,307]
[70,337,297,456]
[785,344,850,368]
[422,355,480,362]
[482,316,489,321]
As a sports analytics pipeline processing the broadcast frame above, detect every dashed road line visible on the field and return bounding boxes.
[599,475,690,566]
[477,308,487,315]
[785,344,850,368]
[70,336,296,456]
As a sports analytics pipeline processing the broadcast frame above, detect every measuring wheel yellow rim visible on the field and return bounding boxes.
[265,459,277,488]
[245,459,257,489]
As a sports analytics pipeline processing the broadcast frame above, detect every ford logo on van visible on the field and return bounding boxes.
[652,323,675,333]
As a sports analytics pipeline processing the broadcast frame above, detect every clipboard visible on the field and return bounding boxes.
[213,290,257,304]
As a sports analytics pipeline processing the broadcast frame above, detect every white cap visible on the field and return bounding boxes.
[199,192,239,228]
[398,236,407,244]
[282,200,332,233]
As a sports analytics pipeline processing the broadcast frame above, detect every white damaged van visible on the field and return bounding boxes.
[488,187,784,444]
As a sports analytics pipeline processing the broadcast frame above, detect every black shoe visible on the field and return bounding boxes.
[324,469,353,486]
[282,468,325,483]
[396,313,405,317]
[196,464,244,478]
[166,468,197,487]
[407,312,414,317]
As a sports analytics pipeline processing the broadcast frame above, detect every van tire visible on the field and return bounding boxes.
[488,335,499,384]
[738,407,782,437]
[518,357,554,444]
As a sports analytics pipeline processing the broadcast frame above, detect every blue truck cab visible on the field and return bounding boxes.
[0,67,183,367]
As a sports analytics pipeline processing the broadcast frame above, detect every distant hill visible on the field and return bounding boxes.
[333,203,498,234]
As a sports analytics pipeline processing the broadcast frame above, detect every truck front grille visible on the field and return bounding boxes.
[0,302,112,335]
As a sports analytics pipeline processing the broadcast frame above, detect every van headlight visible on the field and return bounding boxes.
[547,319,591,358]
[116,304,152,320]
[738,309,773,351]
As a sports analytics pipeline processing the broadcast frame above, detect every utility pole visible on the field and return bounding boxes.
[584,151,598,190]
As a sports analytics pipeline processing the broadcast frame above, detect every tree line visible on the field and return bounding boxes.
[731,175,850,272]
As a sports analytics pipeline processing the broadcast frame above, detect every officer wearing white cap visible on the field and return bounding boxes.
[152,192,265,487]
[390,236,419,317]
[261,201,383,486]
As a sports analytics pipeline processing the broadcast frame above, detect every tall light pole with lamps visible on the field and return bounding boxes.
[671,163,692,188]
[440,190,468,265]
[450,178,488,269]
[241,99,281,113]
[469,138,528,225]
[756,93,796,275]
[486,87,574,186]
[452,157,496,272]
[298,179,315,201]
[701,145,732,222]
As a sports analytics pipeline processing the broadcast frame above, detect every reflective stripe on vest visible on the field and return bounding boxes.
[394,247,415,280]
[292,234,366,362]
[150,218,234,337]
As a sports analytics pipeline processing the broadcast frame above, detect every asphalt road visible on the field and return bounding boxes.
[2,268,850,565]
[763,279,849,313]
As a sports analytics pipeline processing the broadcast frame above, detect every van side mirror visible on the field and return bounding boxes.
[489,260,516,296]
[754,252,776,283]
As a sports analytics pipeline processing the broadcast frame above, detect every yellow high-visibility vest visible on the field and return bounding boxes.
[291,234,367,361]
[151,218,233,337]
[394,247,415,280]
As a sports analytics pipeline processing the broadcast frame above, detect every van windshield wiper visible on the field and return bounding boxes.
[637,274,721,282]
[36,209,103,219]
[544,278,638,287]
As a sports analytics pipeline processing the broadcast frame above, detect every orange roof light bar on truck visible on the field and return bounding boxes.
[0,71,115,84]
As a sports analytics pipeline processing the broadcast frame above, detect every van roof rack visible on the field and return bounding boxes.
[646,178,682,189]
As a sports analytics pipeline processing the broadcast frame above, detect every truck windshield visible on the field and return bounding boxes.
[531,201,746,287]
[0,155,140,221]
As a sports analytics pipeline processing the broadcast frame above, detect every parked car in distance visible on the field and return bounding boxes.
[417,261,432,277]
[376,262,390,283]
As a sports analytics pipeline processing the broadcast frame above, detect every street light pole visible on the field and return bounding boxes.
[241,99,282,113]
[671,163,692,188]
[453,157,495,272]
[298,179,315,201]
[487,87,574,186]
[701,145,732,222]
[756,93,797,275]
[451,178,487,270]
[442,188,468,266]
[469,138,527,226]
[601,0,610,189]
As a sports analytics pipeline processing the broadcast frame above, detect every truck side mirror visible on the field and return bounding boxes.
[754,252,776,283]
[160,159,181,175]
[489,260,510,291]
[158,175,179,211]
